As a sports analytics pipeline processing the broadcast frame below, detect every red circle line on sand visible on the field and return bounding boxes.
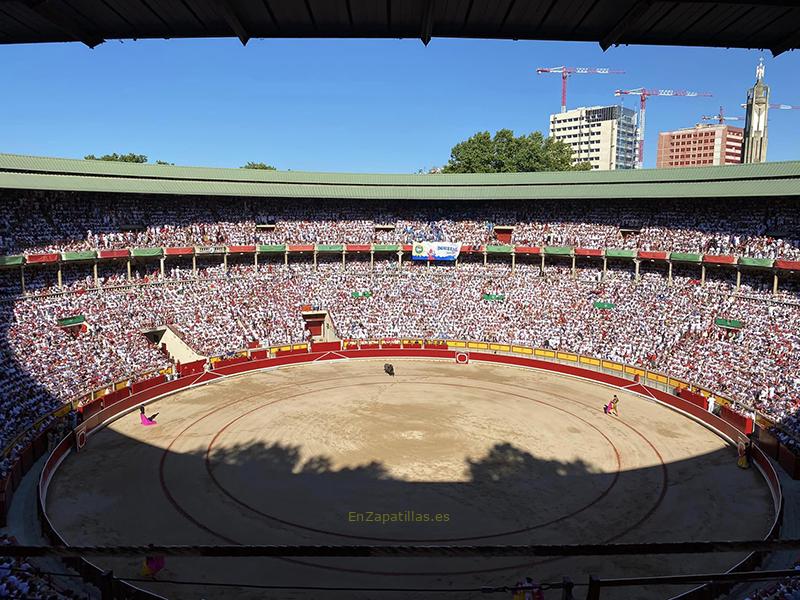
[202,380,623,543]
[157,371,668,576]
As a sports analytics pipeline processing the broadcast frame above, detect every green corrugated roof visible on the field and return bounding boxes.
[0,153,799,201]
[316,244,343,252]
[372,244,399,252]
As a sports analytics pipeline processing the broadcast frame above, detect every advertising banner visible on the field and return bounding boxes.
[411,242,460,261]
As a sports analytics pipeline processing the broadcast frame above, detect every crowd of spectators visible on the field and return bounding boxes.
[1,192,798,260]
[2,195,800,529]
[743,557,800,599]
[1,535,86,599]
[1,258,798,464]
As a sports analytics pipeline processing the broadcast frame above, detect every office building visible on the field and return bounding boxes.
[548,105,638,170]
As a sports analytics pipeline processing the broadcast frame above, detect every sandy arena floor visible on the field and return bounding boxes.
[47,359,774,599]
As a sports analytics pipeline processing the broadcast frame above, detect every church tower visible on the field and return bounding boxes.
[742,58,770,164]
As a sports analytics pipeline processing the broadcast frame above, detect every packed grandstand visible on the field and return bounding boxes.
[0,157,799,598]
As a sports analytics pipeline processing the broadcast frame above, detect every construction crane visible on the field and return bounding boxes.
[614,88,712,169]
[701,106,744,124]
[536,66,625,113]
[739,103,800,110]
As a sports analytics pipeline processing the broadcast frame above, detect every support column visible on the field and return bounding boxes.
[254,252,258,271]
[483,251,487,266]
[773,272,779,295]
[313,251,318,271]
[370,251,374,271]
[223,253,228,272]
[735,269,741,291]
[511,252,516,274]
[667,261,673,287]
[602,257,607,281]
[540,253,545,276]
[571,255,576,280]
[341,250,346,272]
[20,266,25,294]
[93,262,98,287]
[397,250,402,269]
[634,259,640,282]
[57,265,63,289]
[701,264,706,286]
[160,257,165,279]
[284,251,288,267]
[127,259,132,281]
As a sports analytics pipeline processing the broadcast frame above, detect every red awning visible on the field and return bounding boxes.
[775,260,800,271]
[638,251,668,261]
[287,245,314,252]
[227,245,256,253]
[515,246,541,255]
[98,249,130,259]
[575,248,603,257]
[703,255,737,265]
[164,247,194,256]
[402,244,412,252]
[346,244,371,252]
[26,253,59,264]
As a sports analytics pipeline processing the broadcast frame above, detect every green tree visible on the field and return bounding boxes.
[441,129,591,173]
[241,161,276,170]
[84,153,148,163]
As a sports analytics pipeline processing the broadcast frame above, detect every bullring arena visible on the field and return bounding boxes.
[42,350,778,599]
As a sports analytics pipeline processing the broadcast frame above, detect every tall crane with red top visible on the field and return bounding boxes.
[614,88,712,169]
[536,66,625,114]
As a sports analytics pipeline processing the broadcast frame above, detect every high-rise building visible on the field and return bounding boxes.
[742,59,770,163]
[548,105,637,170]
[655,124,743,168]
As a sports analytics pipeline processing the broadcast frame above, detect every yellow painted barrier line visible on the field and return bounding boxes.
[580,356,601,366]
[624,366,644,376]
[603,361,623,371]
[535,349,555,358]
[512,346,533,354]
[448,340,466,348]
[646,372,659,381]
[490,344,510,352]
[468,342,488,349]
[557,352,577,362]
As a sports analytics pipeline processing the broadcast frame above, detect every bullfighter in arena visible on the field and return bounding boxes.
[139,406,159,426]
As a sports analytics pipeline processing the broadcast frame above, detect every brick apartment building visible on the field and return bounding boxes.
[656,124,743,168]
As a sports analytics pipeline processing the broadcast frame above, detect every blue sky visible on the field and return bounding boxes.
[2,37,798,172]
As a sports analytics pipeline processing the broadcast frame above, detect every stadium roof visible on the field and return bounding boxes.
[0,1,798,55]
[1,153,799,201]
